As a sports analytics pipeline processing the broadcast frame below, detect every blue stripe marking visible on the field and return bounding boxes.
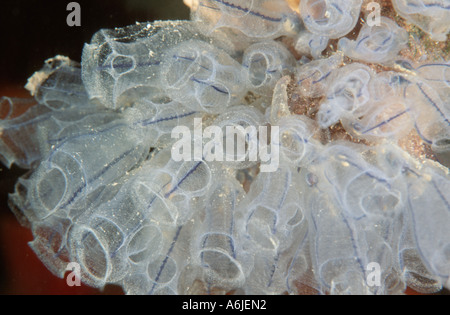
[137,111,197,127]
[362,109,410,135]
[149,225,183,294]
[210,0,284,22]
[416,83,450,126]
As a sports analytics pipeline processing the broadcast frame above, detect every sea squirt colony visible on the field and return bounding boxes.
[0,0,449,294]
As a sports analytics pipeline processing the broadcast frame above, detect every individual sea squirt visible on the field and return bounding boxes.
[0,0,449,294]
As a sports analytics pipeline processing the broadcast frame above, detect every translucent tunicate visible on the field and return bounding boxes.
[160,40,247,113]
[415,62,450,101]
[294,31,329,60]
[206,105,266,170]
[9,119,148,223]
[82,21,232,109]
[242,40,296,97]
[338,17,408,64]
[191,0,301,39]
[294,52,343,98]
[406,165,450,288]
[269,76,319,167]
[124,98,202,148]
[411,63,450,154]
[300,0,363,39]
[236,166,308,294]
[392,0,450,42]
[0,97,116,169]
[404,79,450,147]
[303,143,411,294]
[318,63,375,128]
[189,176,249,293]
[25,56,91,110]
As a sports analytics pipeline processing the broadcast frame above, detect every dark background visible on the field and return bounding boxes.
[0,0,189,295]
